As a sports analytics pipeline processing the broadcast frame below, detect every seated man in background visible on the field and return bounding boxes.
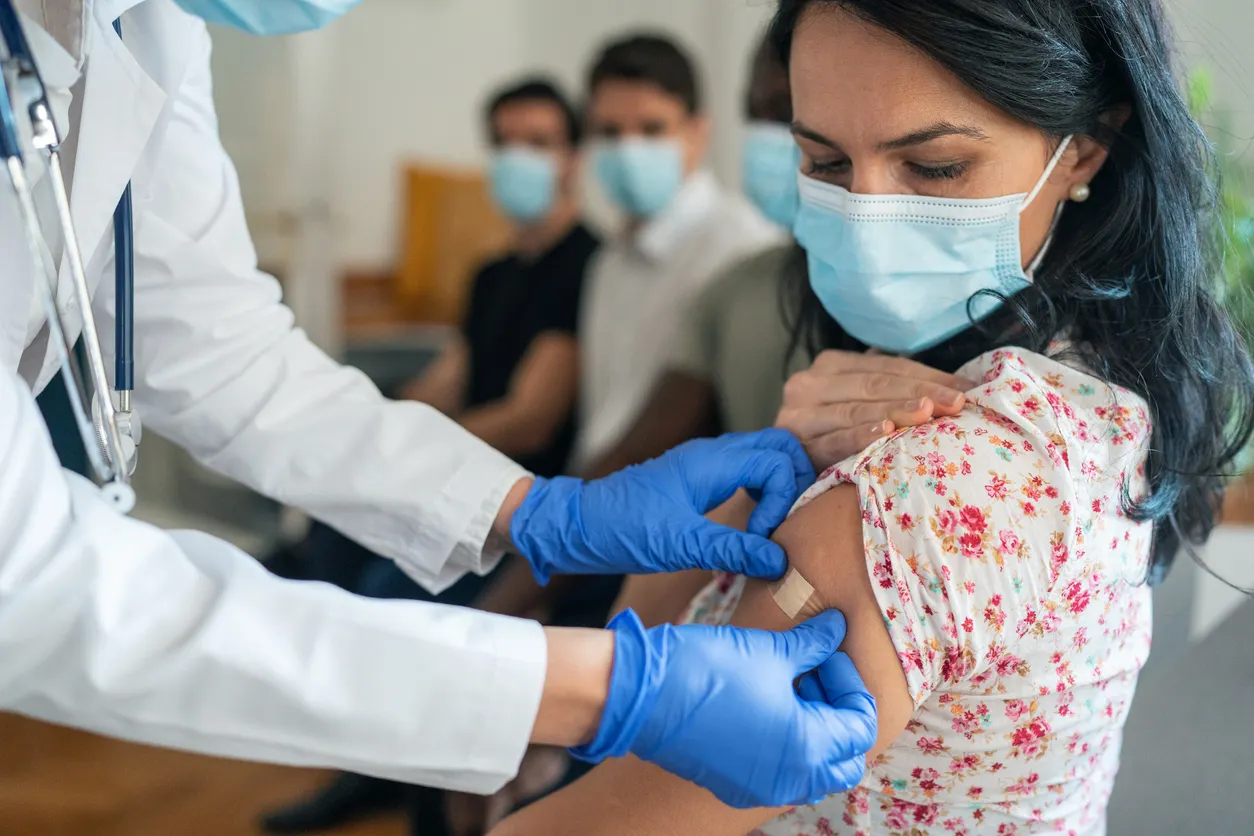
[584,35,800,482]
[259,76,598,836]
[398,76,597,470]
[572,31,782,474]
[583,34,803,625]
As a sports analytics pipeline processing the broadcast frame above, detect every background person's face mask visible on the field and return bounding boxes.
[743,122,802,230]
[173,0,360,35]
[489,147,558,223]
[794,135,1073,355]
[594,139,685,218]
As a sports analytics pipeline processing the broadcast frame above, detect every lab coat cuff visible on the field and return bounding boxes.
[459,615,549,794]
[394,449,530,595]
[454,458,531,572]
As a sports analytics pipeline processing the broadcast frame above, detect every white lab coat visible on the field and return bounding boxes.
[0,0,546,793]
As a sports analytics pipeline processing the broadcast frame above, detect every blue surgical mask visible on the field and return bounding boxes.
[743,122,802,229]
[173,0,360,35]
[794,135,1072,355]
[489,147,558,223]
[594,139,685,218]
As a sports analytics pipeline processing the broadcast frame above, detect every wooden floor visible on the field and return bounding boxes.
[0,714,406,836]
[2,473,1251,836]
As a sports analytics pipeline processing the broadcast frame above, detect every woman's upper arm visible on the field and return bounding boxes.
[730,485,916,764]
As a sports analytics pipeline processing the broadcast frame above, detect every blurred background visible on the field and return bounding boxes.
[3,0,1253,834]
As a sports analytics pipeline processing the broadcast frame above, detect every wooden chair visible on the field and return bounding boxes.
[343,163,513,334]
[396,163,515,323]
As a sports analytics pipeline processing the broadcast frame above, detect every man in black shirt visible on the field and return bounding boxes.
[398,78,598,476]
[260,78,598,835]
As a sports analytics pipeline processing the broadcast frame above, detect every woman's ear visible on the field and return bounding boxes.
[1069,106,1132,190]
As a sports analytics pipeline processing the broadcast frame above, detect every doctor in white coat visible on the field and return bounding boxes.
[0,0,877,812]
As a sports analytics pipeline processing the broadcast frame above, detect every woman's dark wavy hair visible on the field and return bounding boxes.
[772,0,1254,584]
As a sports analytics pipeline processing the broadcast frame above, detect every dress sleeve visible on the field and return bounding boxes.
[797,356,1083,707]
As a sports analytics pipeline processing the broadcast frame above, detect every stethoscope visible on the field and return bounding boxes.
[0,2,138,513]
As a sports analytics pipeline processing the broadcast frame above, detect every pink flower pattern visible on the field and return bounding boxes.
[680,349,1153,835]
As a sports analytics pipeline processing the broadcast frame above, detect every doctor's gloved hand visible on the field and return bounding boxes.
[570,608,877,809]
[510,429,814,583]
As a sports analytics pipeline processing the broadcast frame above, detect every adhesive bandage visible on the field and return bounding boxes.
[769,566,817,620]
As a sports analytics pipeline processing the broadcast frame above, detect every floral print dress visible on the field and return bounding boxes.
[682,348,1154,836]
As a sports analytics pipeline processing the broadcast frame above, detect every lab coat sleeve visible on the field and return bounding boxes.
[109,18,527,593]
[0,370,546,792]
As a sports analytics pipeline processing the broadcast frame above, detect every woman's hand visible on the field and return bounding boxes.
[776,350,976,471]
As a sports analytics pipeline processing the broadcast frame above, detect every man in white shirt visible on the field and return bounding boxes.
[573,33,782,474]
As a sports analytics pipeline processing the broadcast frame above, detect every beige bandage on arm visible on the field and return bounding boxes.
[768,566,818,620]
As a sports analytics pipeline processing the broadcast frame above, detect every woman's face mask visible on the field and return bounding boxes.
[795,137,1072,354]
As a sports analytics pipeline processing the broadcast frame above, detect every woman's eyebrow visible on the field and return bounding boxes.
[791,119,990,150]
[876,121,990,150]
[791,120,837,148]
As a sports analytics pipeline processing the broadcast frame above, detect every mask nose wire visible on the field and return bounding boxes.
[1018,134,1074,215]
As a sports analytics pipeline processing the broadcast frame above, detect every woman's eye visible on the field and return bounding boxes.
[908,161,970,181]
[807,158,850,176]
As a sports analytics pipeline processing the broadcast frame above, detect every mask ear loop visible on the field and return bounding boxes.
[1019,134,1073,213]
[1019,135,1073,277]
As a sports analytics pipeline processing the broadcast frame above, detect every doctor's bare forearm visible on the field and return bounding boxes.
[531,627,614,747]
[491,477,536,556]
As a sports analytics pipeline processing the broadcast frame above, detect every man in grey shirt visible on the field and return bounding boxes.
[582,37,800,480]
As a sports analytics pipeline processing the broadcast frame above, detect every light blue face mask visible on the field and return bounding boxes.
[594,139,685,218]
[794,135,1072,355]
[743,122,802,230]
[173,0,360,35]
[489,147,558,223]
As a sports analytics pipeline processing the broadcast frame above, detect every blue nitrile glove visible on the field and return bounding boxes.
[511,429,815,583]
[571,608,878,809]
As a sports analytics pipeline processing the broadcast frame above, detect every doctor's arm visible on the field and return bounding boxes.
[0,369,596,791]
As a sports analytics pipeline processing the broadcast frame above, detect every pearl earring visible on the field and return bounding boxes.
[1069,183,1091,202]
